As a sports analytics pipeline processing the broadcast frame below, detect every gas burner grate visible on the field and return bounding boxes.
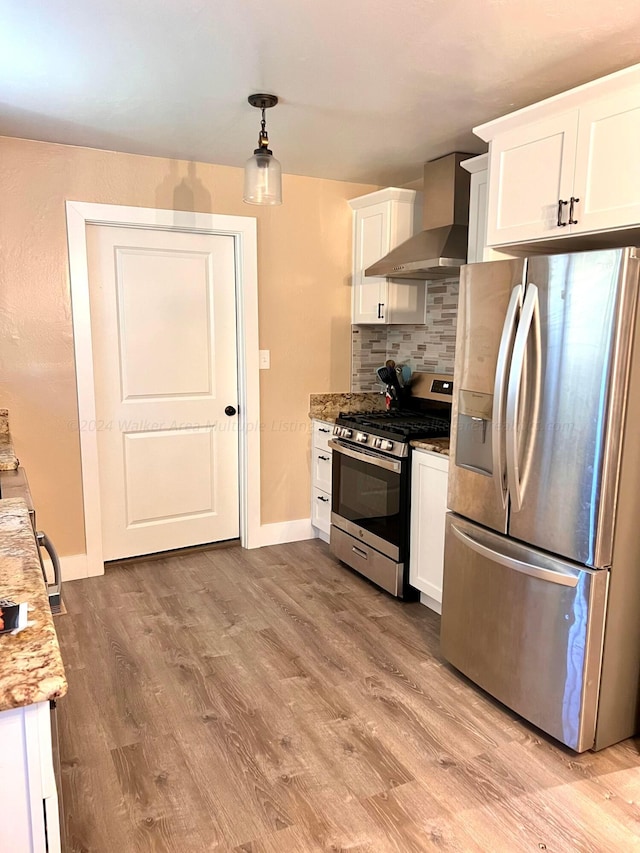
[336,410,450,441]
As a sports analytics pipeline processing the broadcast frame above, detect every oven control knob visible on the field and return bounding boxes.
[382,440,394,451]
[373,437,382,449]
[356,432,368,443]
[342,428,352,438]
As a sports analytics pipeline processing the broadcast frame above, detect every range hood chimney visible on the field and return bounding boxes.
[365,152,472,280]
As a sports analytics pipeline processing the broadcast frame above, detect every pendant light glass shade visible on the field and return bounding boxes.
[243,94,283,206]
[243,148,282,205]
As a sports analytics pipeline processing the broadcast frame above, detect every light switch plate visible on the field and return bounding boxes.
[259,350,270,370]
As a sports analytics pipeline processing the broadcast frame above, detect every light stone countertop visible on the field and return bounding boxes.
[309,392,386,424]
[0,409,19,471]
[410,438,450,456]
[0,498,67,711]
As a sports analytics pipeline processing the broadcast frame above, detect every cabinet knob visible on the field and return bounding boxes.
[557,199,568,227]
[568,196,580,225]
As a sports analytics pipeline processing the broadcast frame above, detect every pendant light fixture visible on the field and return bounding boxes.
[243,94,282,206]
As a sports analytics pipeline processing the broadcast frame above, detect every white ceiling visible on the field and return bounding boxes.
[2,0,640,185]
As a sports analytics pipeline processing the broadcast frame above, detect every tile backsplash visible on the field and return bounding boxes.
[351,278,459,392]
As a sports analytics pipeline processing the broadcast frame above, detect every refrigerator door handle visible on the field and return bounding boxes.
[491,284,524,508]
[450,523,579,587]
[506,282,541,512]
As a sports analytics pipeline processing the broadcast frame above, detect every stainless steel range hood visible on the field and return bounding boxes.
[365,152,472,280]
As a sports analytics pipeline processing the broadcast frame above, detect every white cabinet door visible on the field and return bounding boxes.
[353,203,390,324]
[311,486,331,534]
[312,448,332,493]
[312,420,334,453]
[0,702,60,853]
[468,166,488,264]
[350,189,425,325]
[572,86,640,234]
[486,111,578,246]
[409,451,449,612]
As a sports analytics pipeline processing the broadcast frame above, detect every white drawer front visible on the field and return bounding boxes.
[312,487,331,534]
[312,449,332,493]
[313,420,334,452]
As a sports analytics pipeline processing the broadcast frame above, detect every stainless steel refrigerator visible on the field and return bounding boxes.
[441,247,640,752]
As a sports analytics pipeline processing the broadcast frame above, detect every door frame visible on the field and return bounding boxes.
[66,201,261,576]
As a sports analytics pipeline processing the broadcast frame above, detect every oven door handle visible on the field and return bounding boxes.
[37,530,62,598]
[328,439,402,473]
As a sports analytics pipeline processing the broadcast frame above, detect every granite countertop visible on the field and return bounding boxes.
[0,498,67,711]
[410,437,450,456]
[0,409,19,471]
[309,392,386,423]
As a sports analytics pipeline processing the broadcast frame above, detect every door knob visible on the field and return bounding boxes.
[225,405,237,416]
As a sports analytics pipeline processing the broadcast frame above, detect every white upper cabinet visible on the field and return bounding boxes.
[476,63,640,248]
[572,87,640,234]
[352,199,391,323]
[486,111,578,245]
[461,154,489,263]
[349,189,426,324]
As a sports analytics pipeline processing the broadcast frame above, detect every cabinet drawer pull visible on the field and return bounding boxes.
[318,427,331,433]
[568,196,580,225]
[352,545,368,559]
[318,454,330,461]
[317,495,329,502]
[557,199,568,227]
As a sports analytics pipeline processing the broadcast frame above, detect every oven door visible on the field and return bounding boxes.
[329,439,407,560]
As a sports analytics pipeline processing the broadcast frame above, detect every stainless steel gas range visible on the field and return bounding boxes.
[329,372,452,597]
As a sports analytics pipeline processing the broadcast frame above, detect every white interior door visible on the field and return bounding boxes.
[86,225,240,561]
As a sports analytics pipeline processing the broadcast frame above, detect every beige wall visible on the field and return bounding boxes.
[0,136,378,555]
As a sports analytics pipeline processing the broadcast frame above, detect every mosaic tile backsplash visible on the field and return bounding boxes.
[352,278,459,392]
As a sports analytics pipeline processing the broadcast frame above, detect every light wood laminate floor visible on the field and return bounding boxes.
[56,539,640,852]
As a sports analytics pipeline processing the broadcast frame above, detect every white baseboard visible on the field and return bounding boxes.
[41,552,101,582]
[259,518,314,547]
[316,527,330,544]
[419,591,442,615]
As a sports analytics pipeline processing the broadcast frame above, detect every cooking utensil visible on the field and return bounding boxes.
[385,359,403,397]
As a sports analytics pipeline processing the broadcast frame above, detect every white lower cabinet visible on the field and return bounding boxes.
[311,419,333,542]
[312,448,332,493]
[0,700,62,852]
[409,449,449,613]
[312,486,331,538]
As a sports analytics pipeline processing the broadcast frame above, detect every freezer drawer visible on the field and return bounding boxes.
[440,513,608,752]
